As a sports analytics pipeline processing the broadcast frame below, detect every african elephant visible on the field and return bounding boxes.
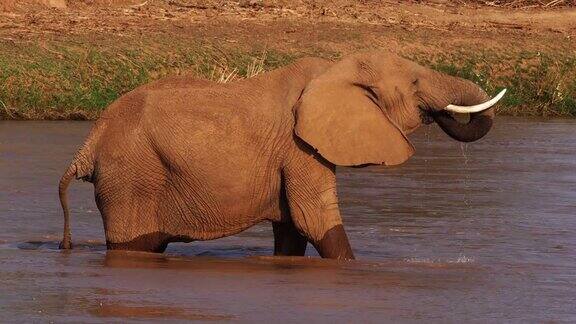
[58,51,505,260]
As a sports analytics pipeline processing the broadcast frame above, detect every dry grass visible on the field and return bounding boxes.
[209,54,266,83]
[209,52,267,83]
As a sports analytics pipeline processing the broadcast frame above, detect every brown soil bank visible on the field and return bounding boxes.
[0,0,575,119]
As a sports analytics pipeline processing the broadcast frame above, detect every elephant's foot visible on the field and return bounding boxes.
[273,221,308,256]
[312,225,354,260]
[106,232,172,253]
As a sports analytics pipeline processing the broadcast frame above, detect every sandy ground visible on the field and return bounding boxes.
[0,0,575,57]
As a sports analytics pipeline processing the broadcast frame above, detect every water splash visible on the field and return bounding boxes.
[404,254,475,264]
[449,255,475,264]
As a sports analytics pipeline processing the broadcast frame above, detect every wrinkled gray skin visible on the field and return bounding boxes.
[59,51,495,260]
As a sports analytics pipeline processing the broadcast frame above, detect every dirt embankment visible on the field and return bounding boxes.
[2,0,575,50]
[0,0,575,119]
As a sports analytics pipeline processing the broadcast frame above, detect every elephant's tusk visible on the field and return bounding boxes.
[444,88,507,114]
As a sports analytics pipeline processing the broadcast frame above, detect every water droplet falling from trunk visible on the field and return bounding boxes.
[460,142,470,207]
[420,125,431,211]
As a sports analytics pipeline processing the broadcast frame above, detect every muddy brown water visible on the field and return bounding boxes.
[0,118,575,322]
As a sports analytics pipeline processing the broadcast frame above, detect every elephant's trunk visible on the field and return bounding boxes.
[426,73,500,143]
[432,110,493,143]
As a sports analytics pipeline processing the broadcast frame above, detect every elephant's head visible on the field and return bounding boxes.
[294,51,505,166]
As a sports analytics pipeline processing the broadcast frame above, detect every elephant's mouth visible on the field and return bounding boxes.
[419,108,435,125]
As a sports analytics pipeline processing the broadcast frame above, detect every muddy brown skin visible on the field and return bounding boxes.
[58,51,495,260]
[273,220,308,256]
[314,225,354,260]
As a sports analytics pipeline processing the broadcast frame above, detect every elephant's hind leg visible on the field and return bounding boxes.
[95,168,169,253]
[273,220,308,256]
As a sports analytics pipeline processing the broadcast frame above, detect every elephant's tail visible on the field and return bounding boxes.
[58,162,76,250]
[58,124,100,250]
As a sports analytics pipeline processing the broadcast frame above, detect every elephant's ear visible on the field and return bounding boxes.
[294,55,415,167]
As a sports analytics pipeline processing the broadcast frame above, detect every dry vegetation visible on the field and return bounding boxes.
[0,40,287,119]
[0,0,575,119]
[460,0,574,8]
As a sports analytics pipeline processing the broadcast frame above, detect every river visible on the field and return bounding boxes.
[0,118,575,322]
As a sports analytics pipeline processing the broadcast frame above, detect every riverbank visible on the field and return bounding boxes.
[1,0,575,119]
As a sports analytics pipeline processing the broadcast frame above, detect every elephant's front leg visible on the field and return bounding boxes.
[283,158,354,260]
[273,220,308,256]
